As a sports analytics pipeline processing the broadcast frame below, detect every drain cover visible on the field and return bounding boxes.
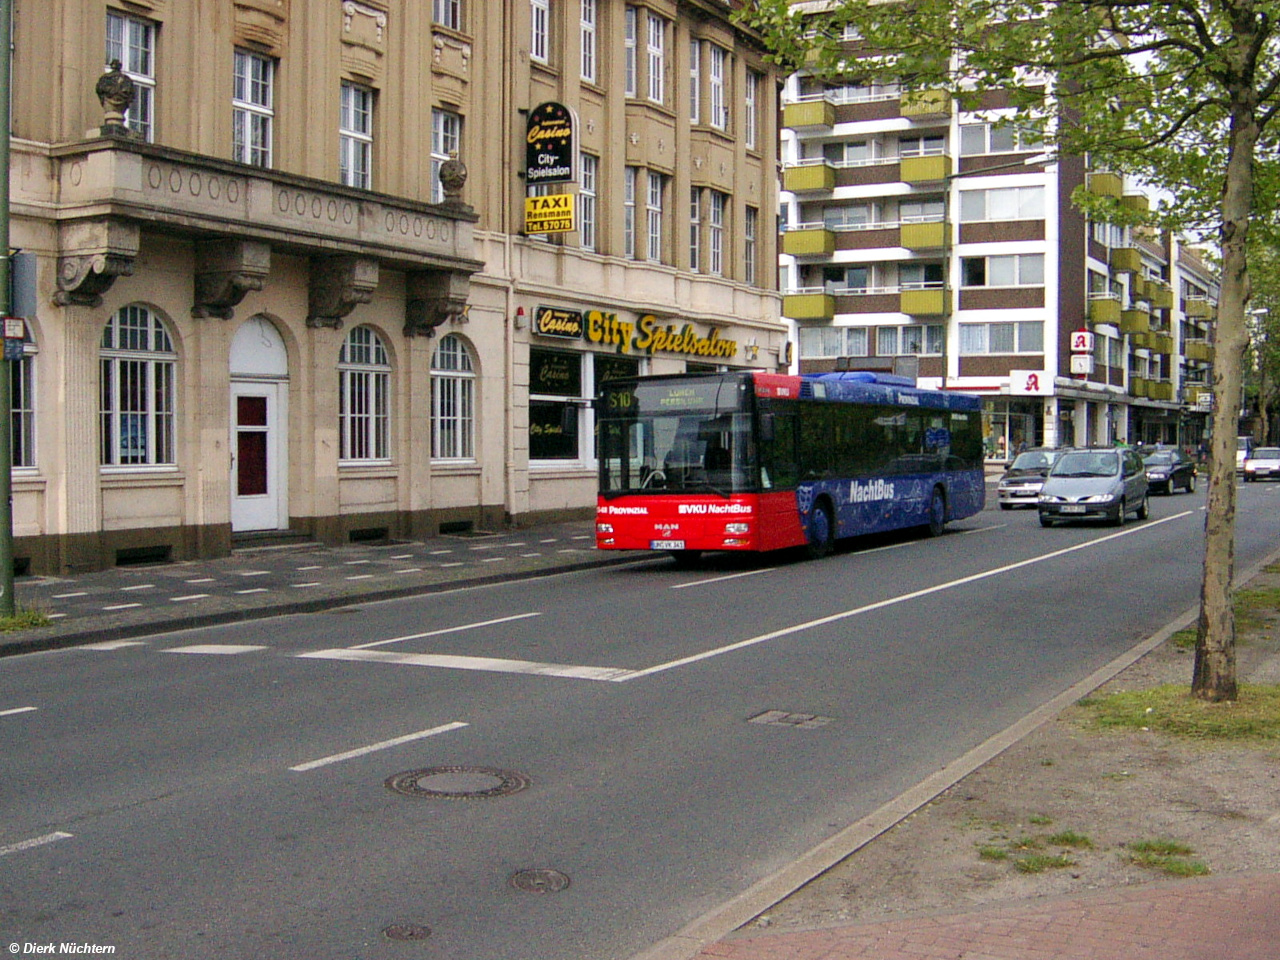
[382,923,431,941]
[509,868,571,893]
[385,766,531,799]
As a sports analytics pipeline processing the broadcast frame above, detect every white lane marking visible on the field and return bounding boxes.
[390,554,415,560]
[672,567,777,590]
[345,574,375,581]
[297,565,322,571]
[52,591,87,599]
[102,603,142,611]
[170,594,211,602]
[352,612,543,650]
[290,721,468,772]
[166,644,268,655]
[236,588,269,595]
[120,584,155,592]
[429,550,454,555]
[345,560,372,566]
[482,557,505,563]
[80,640,148,650]
[292,582,321,588]
[185,578,216,584]
[1,707,38,717]
[393,567,423,574]
[440,562,464,568]
[0,832,74,856]
[621,512,1194,682]
[238,570,270,577]
[299,648,637,681]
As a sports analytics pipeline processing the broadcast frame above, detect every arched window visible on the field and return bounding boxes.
[100,305,176,466]
[9,321,36,468]
[431,334,475,460]
[338,326,391,462]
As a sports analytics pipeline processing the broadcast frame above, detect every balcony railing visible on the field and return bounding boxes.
[1088,294,1122,325]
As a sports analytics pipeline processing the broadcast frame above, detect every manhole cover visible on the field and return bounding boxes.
[509,868,571,893]
[385,766,531,799]
[382,923,431,941]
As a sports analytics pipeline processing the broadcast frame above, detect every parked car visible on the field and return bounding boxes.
[997,447,1066,509]
[1143,448,1197,494]
[1243,446,1280,481]
[1038,447,1149,527]
[1237,436,1254,473]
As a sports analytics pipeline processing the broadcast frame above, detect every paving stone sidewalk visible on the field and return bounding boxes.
[699,872,1280,960]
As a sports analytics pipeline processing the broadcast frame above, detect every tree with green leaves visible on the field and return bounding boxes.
[739,0,1280,701]
[1244,241,1280,443]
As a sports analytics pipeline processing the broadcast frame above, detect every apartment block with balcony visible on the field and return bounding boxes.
[9,0,784,573]
[780,67,1218,461]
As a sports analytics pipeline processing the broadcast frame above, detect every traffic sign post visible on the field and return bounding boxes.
[0,0,16,616]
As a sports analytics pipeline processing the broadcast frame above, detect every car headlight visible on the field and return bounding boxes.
[1083,493,1116,503]
[1038,494,1061,503]
[1147,470,1168,479]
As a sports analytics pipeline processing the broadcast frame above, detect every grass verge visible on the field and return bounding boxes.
[0,607,52,632]
[1078,684,1280,742]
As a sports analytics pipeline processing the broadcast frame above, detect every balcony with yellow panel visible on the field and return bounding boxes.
[781,225,836,257]
[783,97,836,130]
[1087,171,1123,197]
[1130,377,1150,398]
[1149,380,1174,401]
[782,161,836,193]
[783,291,836,320]
[1185,340,1214,362]
[1110,246,1142,273]
[900,89,951,119]
[899,219,948,250]
[900,287,951,316]
[1120,308,1151,335]
[1185,297,1216,318]
[1120,193,1150,214]
[1130,331,1154,351]
[1150,333,1175,355]
[1088,295,1122,325]
[1147,282,1174,310]
[900,154,952,183]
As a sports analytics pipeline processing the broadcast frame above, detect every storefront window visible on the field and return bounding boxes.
[529,349,642,463]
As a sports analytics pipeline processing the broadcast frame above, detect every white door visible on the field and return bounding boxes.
[230,380,285,531]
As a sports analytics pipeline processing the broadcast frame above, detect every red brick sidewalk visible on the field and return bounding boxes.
[698,873,1280,960]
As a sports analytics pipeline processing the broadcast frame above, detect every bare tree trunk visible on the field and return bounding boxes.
[1193,96,1255,702]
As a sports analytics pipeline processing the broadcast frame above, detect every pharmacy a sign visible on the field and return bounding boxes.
[525,102,576,185]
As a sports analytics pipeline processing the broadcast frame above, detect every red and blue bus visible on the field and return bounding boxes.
[596,370,985,563]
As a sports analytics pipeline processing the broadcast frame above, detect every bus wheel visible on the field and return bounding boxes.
[927,487,947,538]
[668,550,702,568]
[806,502,835,560]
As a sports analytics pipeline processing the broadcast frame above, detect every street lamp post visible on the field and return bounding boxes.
[0,0,15,617]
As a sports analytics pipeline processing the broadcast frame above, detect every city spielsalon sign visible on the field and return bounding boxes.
[524,102,578,235]
[530,307,740,360]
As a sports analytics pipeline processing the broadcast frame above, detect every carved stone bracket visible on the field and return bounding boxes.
[192,239,271,319]
[404,269,470,337]
[307,255,379,328]
[54,217,141,307]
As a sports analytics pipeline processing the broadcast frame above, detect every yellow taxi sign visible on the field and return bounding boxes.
[525,193,575,234]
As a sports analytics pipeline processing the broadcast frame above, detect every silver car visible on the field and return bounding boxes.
[1243,446,1280,481]
[1038,448,1149,527]
[997,448,1065,509]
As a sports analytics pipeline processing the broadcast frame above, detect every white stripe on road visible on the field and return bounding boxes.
[672,567,777,590]
[80,640,148,650]
[299,647,637,682]
[290,721,468,772]
[0,706,38,717]
[352,612,543,650]
[620,512,1194,682]
[165,644,268,655]
[0,832,74,856]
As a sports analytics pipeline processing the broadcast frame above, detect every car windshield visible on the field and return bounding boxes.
[1144,452,1176,465]
[1254,448,1280,459]
[1051,451,1119,477]
[1010,451,1055,470]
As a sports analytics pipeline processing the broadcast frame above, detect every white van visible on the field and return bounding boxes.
[1237,436,1254,473]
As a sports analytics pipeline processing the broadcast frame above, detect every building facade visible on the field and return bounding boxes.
[778,74,1219,461]
[8,0,785,574]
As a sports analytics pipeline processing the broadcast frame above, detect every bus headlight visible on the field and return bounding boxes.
[724,522,750,535]
[597,522,614,534]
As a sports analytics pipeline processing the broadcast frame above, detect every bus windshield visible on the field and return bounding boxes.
[598,376,756,497]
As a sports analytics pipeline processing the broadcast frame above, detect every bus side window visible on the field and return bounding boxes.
[799,405,833,480]
[760,408,799,489]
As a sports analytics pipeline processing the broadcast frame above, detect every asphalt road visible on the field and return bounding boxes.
[3,481,1279,960]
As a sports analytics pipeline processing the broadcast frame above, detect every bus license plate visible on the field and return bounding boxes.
[651,539,685,550]
[1060,504,1087,514]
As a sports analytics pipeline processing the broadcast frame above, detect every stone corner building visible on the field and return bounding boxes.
[9,0,784,574]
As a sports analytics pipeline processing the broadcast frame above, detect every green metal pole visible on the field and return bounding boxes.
[0,0,15,617]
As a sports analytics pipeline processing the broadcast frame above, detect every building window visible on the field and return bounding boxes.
[579,153,598,251]
[709,46,728,130]
[959,186,1045,222]
[530,349,584,461]
[743,206,758,284]
[580,0,597,82]
[100,306,176,467]
[624,7,638,97]
[899,134,945,157]
[531,0,550,64]
[646,171,665,262]
[431,334,476,460]
[433,0,463,31]
[9,325,35,468]
[899,262,945,289]
[875,324,944,355]
[689,190,702,273]
[959,321,1045,355]
[961,254,1045,287]
[647,12,666,104]
[624,166,638,258]
[106,12,155,141]
[339,81,374,189]
[689,39,701,124]
[959,121,1042,156]
[431,108,462,203]
[338,326,390,463]
[709,191,726,275]
[744,70,760,149]
[232,49,274,167]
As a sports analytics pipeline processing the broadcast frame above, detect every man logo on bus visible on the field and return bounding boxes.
[850,479,896,502]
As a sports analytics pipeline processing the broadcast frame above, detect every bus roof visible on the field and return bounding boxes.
[753,371,982,413]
